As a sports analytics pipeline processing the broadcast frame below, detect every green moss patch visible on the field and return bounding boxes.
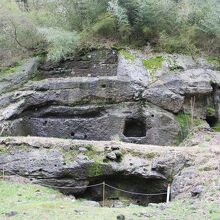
[0,62,23,80]
[120,50,136,61]
[32,71,43,81]
[142,56,163,71]
[0,146,9,155]
[61,149,78,164]
[87,162,104,177]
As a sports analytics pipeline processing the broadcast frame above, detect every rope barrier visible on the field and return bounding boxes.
[39,182,104,190]
[0,168,171,197]
[105,183,167,196]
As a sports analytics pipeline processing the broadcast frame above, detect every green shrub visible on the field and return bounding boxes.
[59,0,108,31]
[158,28,198,54]
[1,0,220,66]
[38,28,79,61]
[92,13,117,38]
[108,0,131,41]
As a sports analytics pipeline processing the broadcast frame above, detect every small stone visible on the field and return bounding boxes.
[111,145,120,151]
[112,200,124,208]
[159,203,168,210]
[63,146,70,151]
[5,211,18,217]
[148,203,159,208]
[117,214,125,220]
[191,185,203,197]
[106,152,117,161]
[76,155,89,161]
[79,147,88,153]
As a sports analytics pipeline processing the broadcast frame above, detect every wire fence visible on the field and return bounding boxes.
[0,167,171,205]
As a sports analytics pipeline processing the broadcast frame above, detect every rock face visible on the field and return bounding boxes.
[0,137,186,205]
[0,137,219,206]
[0,49,220,145]
[0,58,40,94]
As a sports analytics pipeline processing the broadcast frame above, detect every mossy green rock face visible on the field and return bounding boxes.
[87,162,105,177]
[120,50,136,61]
[0,58,40,94]
[142,56,163,72]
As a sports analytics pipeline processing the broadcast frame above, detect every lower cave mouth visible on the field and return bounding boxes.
[74,175,167,207]
[206,115,219,128]
[123,118,146,137]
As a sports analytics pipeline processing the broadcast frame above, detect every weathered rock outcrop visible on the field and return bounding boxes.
[0,137,219,205]
[0,49,220,145]
[0,58,40,94]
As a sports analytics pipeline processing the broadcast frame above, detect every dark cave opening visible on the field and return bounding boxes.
[123,118,146,137]
[75,175,167,207]
[206,116,218,128]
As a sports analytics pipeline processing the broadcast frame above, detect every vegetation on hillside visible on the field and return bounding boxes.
[0,0,219,67]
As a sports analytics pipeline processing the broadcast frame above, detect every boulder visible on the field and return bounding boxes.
[0,57,40,94]
[191,185,204,197]
[143,85,184,113]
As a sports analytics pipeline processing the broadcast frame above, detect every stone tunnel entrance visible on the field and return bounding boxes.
[75,174,167,207]
[123,118,146,137]
[206,115,219,128]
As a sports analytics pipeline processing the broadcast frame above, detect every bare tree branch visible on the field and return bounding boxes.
[10,20,36,51]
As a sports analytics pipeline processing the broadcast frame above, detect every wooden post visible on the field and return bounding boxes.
[102,181,105,207]
[166,183,171,203]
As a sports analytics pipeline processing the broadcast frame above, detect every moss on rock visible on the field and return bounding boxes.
[0,62,23,80]
[0,146,8,155]
[120,50,136,61]
[87,161,104,177]
[142,56,163,71]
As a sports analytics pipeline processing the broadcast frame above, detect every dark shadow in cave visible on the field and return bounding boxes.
[123,118,146,137]
[75,174,167,206]
[206,116,218,128]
